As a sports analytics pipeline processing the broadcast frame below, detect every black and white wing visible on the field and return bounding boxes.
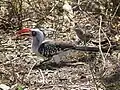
[38,40,75,57]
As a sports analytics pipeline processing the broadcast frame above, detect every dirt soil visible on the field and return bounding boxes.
[0,30,100,90]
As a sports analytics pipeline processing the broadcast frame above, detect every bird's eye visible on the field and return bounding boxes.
[32,31,37,36]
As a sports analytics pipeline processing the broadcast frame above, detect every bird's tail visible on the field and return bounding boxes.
[73,45,115,52]
[54,40,113,53]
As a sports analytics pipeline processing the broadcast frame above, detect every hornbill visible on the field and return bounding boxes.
[16,28,108,64]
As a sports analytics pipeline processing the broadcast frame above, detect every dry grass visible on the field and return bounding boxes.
[0,0,120,90]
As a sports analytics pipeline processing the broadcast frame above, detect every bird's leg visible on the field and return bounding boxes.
[75,35,82,45]
[39,55,61,65]
[34,56,45,66]
[39,57,52,64]
[33,57,54,70]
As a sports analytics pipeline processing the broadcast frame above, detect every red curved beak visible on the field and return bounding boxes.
[16,28,31,36]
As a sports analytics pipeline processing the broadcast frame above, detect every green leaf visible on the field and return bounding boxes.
[18,86,24,90]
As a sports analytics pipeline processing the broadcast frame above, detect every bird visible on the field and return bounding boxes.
[16,28,108,64]
[73,23,93,44]
[73,23,108,45]
[16,28,78,64]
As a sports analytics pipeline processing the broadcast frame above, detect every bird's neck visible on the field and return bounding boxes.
[32,32,45,53]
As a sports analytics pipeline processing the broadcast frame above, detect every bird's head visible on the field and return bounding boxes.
[16,28,45,47]
[17,28,45,38]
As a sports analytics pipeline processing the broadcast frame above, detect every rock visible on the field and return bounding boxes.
[0,84,10,90]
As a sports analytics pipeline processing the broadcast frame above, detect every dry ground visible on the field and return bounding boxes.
[0,0,120,90]
[0,29,102,90]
